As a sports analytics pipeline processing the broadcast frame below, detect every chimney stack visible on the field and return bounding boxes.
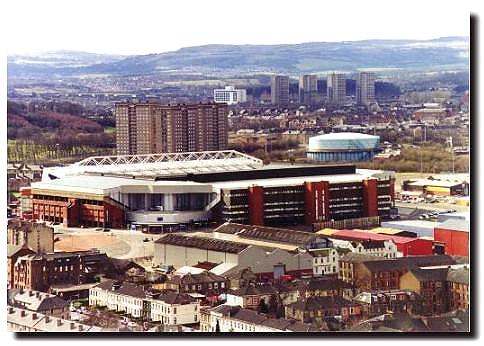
[45,316,50,323]
[32,313,38,320]
[35,292,40,298]
[78,325,84,331]
[56,318,62,327]
[29,290,33,297]
[20,310,26,317]
[8,307,14,314]
[70,322,76,330]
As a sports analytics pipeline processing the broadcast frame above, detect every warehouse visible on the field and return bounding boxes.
[433,219,469,257]
[401,178,469,197]
[28,150,395,229]
[306,132,380,161]
[153,233,315,279]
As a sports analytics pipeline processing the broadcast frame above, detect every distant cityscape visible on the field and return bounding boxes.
[6,35,470,334]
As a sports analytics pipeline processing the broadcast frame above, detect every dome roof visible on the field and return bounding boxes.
[308,132,380,151]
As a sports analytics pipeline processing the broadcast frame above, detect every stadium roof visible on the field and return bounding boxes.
[310,132,379,140]
[42,150,264,179]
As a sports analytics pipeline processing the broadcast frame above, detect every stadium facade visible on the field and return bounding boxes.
[306,132,380,161]
[29,150,395,231]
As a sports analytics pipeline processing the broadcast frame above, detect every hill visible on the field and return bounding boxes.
[7,37,469,77]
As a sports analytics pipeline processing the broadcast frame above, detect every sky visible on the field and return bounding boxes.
[3,0,471,55]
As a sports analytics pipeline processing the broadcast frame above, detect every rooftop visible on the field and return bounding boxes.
[437,219,470,233]
[43,150,264,179]
[340,254,457,273]
[213,222,325,247]
[446,268,469,285]
[324,229,425,244]
[13,290,69,312]
[154,233,249,254]
[310,132,379,140]
[288,296,357,311]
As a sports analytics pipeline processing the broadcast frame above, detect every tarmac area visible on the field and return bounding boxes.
[53,226,165,259]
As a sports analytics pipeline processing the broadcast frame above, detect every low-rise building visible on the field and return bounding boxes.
[11,250,117,295]
[447,267,469,311]
[338,253,457,292]
[165,271,229,302]
[225,284,278,310]
[330,238,399,259]
[399,265,470,315]
[200,304,321,332]
[320,229,433,256]
[285,296,362,325]
[10,289,70,319]
[7,219,54,254]
[352,289,422,317]
[7,245,35,289]
[308,248,339,276]
[7,306,103,332]
[89,280,200,326]
[154,233,315,279]
[399,267,450,315]
[434,219,469,257]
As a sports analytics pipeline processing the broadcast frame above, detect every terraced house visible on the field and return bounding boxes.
[89,280,200,326]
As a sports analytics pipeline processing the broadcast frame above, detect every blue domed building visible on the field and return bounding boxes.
[306,132,380,161]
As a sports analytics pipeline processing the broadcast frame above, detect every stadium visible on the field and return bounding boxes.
[306,132,380,161]
[28,150,395,232]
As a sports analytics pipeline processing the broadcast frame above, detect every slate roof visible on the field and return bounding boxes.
[297,277,353,292]
[408,267,449,282]
[208,304,321,331]
[287,296,357,311]
[169,271,227,285]
[342,255,457,273]
[7,244,33,257]
[213,222,325,246]
[446,268,470,285]
[115,282,147,298]
[13,290,69,312]
[158,292,196,305]
[228,284,277,297]
[155,233,249,254]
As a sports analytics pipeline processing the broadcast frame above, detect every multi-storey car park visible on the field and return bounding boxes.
[27,150,395,232]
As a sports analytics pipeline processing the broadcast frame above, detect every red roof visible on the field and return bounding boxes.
[329,229,428,245]
[193,261,219,270]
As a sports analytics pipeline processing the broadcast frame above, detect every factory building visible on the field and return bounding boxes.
[28,150,395,230]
